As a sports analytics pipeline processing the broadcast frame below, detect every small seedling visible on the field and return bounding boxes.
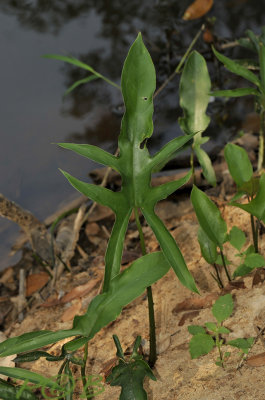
[188,294,254,368]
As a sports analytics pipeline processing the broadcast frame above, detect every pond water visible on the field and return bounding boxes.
[1,0,265,270]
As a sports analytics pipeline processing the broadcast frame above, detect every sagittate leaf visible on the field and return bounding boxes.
[197,226,217,264]
[224,143,253,187]
[212,294,234,323]
[179,51,211,135]
[194,145,216,186]
[0,252,170,356]
[189,333,215,359]
[231,173,265,222]
[191,185,227,248]
[212,47,261,88]
[228,226,246,251]
[59,33,198,294]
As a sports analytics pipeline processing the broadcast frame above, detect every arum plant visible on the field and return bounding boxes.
[179,51,216,187]
[212,27,265,170]
[0,34,198,393]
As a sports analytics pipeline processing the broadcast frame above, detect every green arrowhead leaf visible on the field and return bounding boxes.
[191,185,227,248]
[59,33,197,293]
[212,294,234,323]
[224,143,253,188]
[179,51,211,135]
[189,334,215,359]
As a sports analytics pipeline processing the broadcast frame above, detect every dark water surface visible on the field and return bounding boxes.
[1,0,265,269]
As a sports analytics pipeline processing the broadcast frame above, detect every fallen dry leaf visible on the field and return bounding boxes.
[61,299,82,322]
[85,222,101,236]
[252,269,265,286]
[40,295,61,308]
[121,250,141,265]
[0,267,14,284]
[87,204,114,222]
[183,0,213,20]
[101,358,118,381]
[60,276,102,304]
[178,311,200,326]
[172,293,218,314]
[26,272,50,297]
[246,352,265,367]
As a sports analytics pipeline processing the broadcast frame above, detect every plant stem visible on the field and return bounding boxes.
[248,195,259,253]
[216,333,225,369]
[154,24,205,98]
[212,263,224,288]
[250,214,259,253]
[81,342,93,400]
[257,109,265,171]
[134,207,157,367]
[190,145,196,185]
[219,249,231,282]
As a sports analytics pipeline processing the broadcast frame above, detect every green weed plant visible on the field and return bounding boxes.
[188,294,254,368]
